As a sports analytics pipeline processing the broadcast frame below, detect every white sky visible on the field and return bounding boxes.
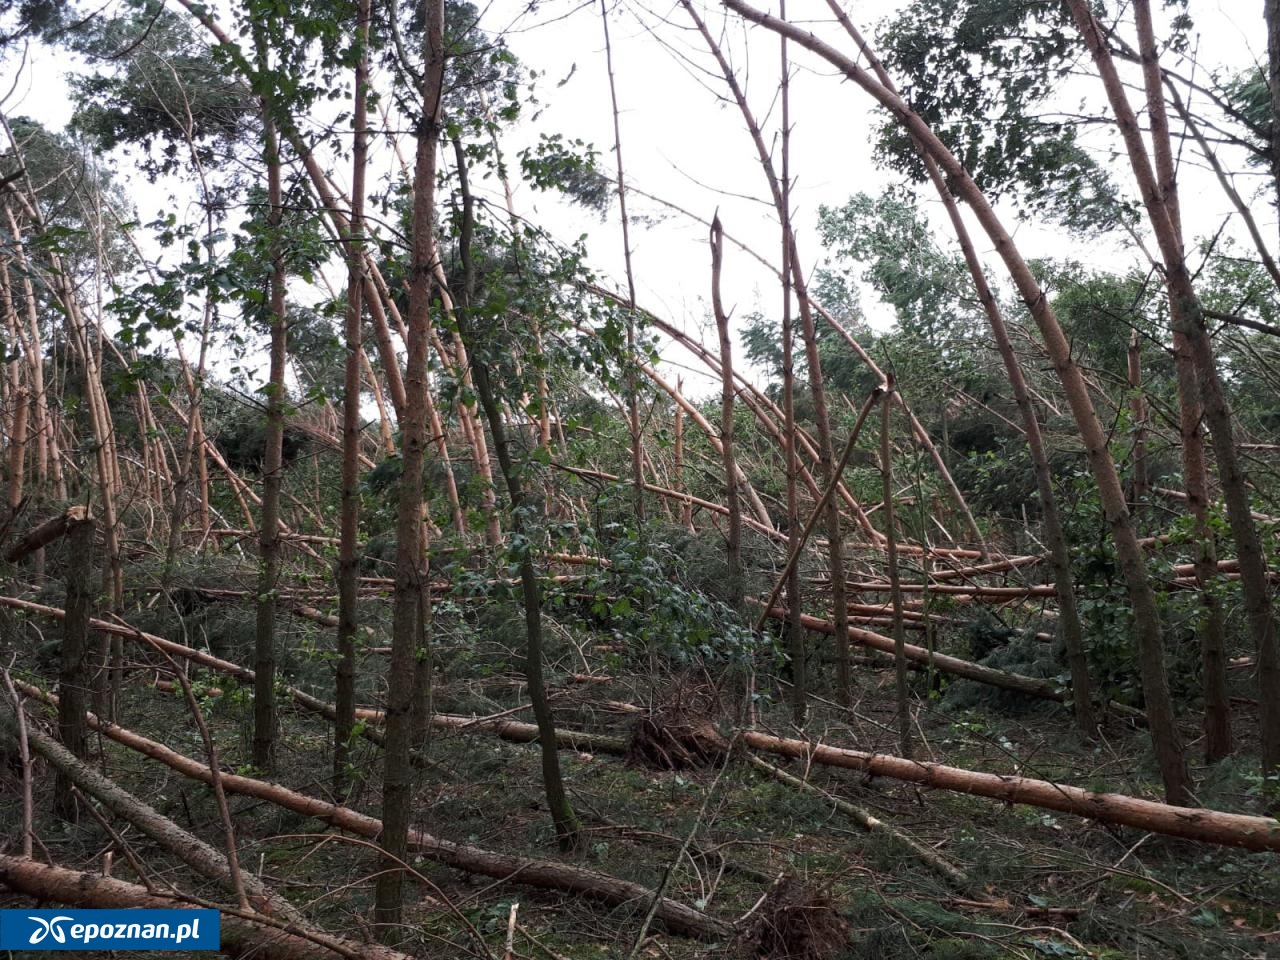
[1,0,1275,399]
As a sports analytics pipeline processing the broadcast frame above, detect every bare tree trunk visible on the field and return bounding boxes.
[252,113,287,775]
[1070,0,1266,782]
[0,855,417,960]
[6,388,25,515]
[710,216,743,614]
[1127,333,1149,507]
[375,0,444,929]
[740,731,1280,851]
[335,0,371,797]
[674,377,692,530]
[600,0,646,528]
[821,5,1097,736]
[881,384,911,758]
[778,6,805,727]
[1268,0,1280,231]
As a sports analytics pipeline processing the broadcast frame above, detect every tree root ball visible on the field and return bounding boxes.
[745,876,851,960]
[625,678,731,770]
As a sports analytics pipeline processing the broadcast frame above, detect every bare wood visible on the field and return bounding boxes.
[4,504,87,562]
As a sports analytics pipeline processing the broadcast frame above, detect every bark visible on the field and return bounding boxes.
[746,753,967,888]
[755,386,883,631]
[1127,332,1150,506]
[777,6,805,727]
[741,730,1280,852]
[4,505,84,562]
[253,112,287,775]
[335,0,371,797]
[2,709,301,924]
[554,462,786,543]
[1128,0,1228,764]
[1268,0,1280,231]
[1070,0,1269,782]
[674,377,692,529]
[639,363,775,528]
[376,0,444,928]
[823,3,1096,735]
[0,855,416,960]
[765,608,1143,719]
[879,384,911,758]
[599,0,646,527]
[56,511,94,821]
[5,387,26,513]
[722,0,1189,804]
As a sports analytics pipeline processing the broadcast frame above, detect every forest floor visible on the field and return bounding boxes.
[2,578,1279,960]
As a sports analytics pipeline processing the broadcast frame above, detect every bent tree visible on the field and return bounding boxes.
[718,0,1192,803]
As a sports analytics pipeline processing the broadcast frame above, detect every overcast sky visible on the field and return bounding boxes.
[2,0,1273,397]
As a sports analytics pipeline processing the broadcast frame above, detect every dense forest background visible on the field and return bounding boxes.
[1,0,1280,957]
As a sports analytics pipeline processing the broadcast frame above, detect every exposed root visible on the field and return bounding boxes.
[745,875,850,960]
[626,680,729,770]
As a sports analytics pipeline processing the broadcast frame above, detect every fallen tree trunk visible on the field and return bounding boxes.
[741,730,1280,851]
[0,854,414,960]
[4,505,87,562]
[0,597,629,756]
[13,682,731,941]
[763,606,1144,721]
[745,753,968,887]
[0,705,303,925]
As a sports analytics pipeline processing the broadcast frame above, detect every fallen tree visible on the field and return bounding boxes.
[763,606,1144,720]
[0,596,627,755]
[0,705,303,925]
[12,681,732,941]
[740,730,1280,851]
[0,855,415,960]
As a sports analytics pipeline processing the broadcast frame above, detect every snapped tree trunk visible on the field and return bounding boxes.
[710,215,743,614]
